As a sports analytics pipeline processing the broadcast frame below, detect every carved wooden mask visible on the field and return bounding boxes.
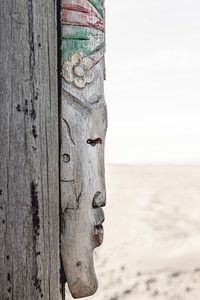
[60,0,107,298]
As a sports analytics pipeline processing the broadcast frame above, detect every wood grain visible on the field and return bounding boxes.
[0,0,61,299]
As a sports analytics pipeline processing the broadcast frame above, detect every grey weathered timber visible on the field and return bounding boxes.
[60,0,107,298]
[0,0,61,299]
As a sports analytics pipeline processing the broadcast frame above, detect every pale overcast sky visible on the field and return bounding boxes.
[105,0,200,164]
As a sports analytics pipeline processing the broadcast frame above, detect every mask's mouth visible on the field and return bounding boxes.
[94,224,104,246]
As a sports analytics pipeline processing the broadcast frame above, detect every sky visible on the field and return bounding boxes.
[105,0,200,164]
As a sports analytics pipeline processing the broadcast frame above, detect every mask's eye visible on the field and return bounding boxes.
[87,138,102,146]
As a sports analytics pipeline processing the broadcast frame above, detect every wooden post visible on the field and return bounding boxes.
[0,0,61,299]
[60,0,107,298]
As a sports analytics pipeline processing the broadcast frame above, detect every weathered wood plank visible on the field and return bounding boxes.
[60,0,107,298]
[0,0,61,299]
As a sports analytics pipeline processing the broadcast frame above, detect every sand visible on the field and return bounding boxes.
[65,164,200,300]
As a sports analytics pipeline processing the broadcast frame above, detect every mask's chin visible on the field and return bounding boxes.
[68,254,98,299]
[67,224,104,299]
[61,206,104,298]
[69,225,104,298]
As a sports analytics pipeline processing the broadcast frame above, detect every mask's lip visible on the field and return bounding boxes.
[94,224,104,246]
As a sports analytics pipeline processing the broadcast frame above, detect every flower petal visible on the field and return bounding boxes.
[71,53,82,66]
[82,56,93,70]
[85,70,94,84]
[74,77,86,89]
[74,66,85,77]
[63,61,74,83]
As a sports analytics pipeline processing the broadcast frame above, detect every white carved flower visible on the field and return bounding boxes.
[62,53,94,89]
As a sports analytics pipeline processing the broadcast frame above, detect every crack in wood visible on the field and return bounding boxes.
[61,179,75,183]
[32,125,38,139]
[75,183,83,210]
[62,184,83,214]
[30,181,44,298]
[28,0,35,82]
[31,181,40,237]
[76,189,82,210]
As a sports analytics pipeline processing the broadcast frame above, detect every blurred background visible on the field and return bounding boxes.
[66,0,200,299]
[106,0,200,164]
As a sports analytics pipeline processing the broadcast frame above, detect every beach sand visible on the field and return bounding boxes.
[65,164,200,300]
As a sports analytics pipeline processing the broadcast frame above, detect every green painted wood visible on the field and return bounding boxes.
[88,0,105,17]
[62,25,104,60]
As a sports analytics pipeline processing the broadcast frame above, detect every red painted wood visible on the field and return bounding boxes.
[62,0,103,21]
[62,9,104,31]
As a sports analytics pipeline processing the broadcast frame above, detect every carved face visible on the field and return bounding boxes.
[61,0,106,297]
[61,57,107,298]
